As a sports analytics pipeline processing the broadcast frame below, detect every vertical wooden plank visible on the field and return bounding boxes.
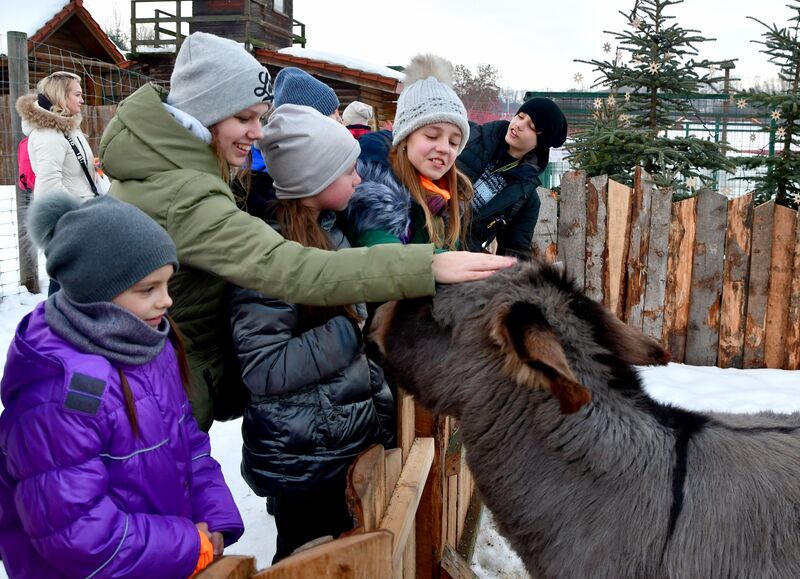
[398,390,415,462]
[786,209,800,370]
[532,187,559,263]
[446,475,458,547]
[381,438,435,577]
[641,185,673,341]
[625,168,655,330]
[744,201,776,368]
[414,406,446,579]
[402,526,416,579]
[685,190,728,366]
[606,179,633,317]
[385,448,403,505]
[718,194,754,368]
[662,197,697,360]
[456,452,469,541]
[764,205,797,368]
[557,170,587,289]
[585,175,609,302]
[346,444,386,532]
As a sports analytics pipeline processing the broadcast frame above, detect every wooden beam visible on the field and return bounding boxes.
[441,545,478,579]
[380,437,435,573]
[196,556,256,579]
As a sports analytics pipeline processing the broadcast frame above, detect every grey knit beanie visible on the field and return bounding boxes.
[261,104,360,199]
[342,100,373,126]
[167,32,273,128]
[26,192,178,304]
[272,67,339,116]
[392,54,469,155]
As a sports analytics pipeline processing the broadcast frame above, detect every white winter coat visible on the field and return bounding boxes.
[16,94,101,200]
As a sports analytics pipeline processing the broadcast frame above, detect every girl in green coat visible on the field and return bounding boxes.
[99,32,514,430]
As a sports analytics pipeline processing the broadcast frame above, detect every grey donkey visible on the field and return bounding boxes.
[368,261,800,579]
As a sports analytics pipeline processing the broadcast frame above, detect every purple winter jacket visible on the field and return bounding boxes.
[0,303,244,578]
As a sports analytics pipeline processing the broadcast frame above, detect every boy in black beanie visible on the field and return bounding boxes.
[457,97,567,258]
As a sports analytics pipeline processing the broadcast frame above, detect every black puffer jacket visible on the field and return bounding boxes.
[226,211,395,498]
[457,120,543,259]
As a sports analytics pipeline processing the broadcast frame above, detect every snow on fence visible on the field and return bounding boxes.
[198,395,479,578]
[534,168,800,370]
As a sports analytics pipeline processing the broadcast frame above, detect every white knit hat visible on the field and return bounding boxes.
[167,32,273,128]
[262,104,361,199]
[392,54,469,155]
[342,101,374,126]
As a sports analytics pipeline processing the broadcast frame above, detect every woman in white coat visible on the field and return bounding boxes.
[16,71,104,200]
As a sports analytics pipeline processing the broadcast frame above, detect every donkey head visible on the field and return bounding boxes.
[369,261,669,418]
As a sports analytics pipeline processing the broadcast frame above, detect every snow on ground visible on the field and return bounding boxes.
[0,290,798,578]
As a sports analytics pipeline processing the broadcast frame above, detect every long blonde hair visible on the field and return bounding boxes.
[37,71,81,116]
[389,144,473,249]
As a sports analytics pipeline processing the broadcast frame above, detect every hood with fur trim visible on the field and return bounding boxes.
[15,93,81,135]
[345,159,412,241]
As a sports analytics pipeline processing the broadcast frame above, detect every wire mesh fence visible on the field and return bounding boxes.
[0,33,165,299]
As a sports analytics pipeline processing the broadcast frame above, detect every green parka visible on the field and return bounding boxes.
[99,84,436,430]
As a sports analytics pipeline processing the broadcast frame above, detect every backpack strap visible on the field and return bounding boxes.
[64,133,99,196]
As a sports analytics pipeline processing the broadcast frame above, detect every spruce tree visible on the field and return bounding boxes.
[568,0,734,196]
[736,2,800,209]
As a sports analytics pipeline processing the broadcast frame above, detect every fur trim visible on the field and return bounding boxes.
[15,94,81,133]
[26,190,82,249]
[345,160,411,240]
[403,54,454,87]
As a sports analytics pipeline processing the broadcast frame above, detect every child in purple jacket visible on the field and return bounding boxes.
[0,192,243,578]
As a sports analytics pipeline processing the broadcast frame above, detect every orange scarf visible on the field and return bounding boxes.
[418,175,451,201]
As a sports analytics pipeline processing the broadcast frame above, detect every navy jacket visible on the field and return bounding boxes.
[457,120,543,258]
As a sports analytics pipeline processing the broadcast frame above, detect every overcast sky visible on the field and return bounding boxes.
[83,0,791,91]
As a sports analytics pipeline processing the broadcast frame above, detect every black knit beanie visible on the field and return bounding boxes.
[516,97,568,170]
[26,192,178,304]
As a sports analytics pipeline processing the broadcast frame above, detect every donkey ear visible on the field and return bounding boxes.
[490,301,591,414]
[601,308,671,366]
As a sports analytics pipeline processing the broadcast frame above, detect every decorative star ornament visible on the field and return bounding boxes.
[624,92,631,102]
[750,133,756,142]
[629,17,643,29]
[619,114,632,127]
[771,109,782,121]
[776,127,787,139]
[603,42,612,53]
[648,61,661,75]
[736,98,747,109]
[686,177,698,189]
[722,186,732,196]
[593,98,604,110]
[790,191,800,206]
[607,94,617,108]
[574,72,584,84]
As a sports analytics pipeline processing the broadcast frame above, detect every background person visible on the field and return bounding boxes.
[342,100,374,139]
[457,97,568,258]
[16,71,105,200]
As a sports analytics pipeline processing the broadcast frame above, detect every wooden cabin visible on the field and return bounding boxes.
[1,0,128,104]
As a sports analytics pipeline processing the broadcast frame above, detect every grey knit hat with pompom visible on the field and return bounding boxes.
[26,192,178,303]
[392,54,470,155]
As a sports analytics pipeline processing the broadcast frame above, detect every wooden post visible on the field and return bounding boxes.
[8,31,39,294]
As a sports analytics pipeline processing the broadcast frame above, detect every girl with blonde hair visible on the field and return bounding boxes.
[345,54,473,250]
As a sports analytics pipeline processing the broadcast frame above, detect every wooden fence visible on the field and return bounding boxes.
[533,168,800,370]
[198,393,479,579]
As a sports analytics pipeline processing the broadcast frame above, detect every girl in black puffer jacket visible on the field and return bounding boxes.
[227,105,395,563]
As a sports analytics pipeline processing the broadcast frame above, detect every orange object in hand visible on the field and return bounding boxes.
[189,530,214,578]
